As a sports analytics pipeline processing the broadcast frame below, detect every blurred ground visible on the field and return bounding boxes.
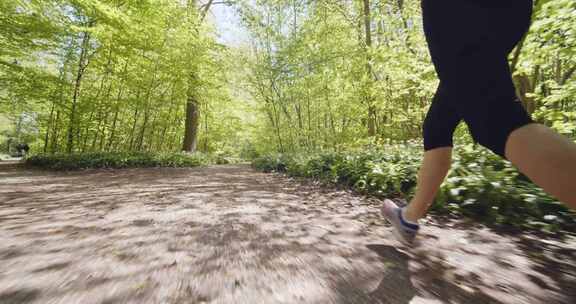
[0,163,575,304]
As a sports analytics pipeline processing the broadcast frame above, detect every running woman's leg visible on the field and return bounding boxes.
[506,124,576,209]
[381,85,459,243]
[382,0,536,242]
[403,85,459,223]
[402,147,452,223]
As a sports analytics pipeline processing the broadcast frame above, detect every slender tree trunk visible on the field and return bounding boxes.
[108,105,120,151]
[44,100,56,153]
[146,112,159,152]
[44,64,68,153]
[156,87,176,151]
[107,61,128,151]
[203,102,209,152]
[137,105,150,151]
[97,111,108,151]
[66,29,91,153]
[306,89,312,147]
[362,0,377,137]
[91,108,105,151]
[137,64,159,151]
[514,64,540,114]
[129,107,140,150]
[561,64,576,85]
[92,48,114,151]
[394,0,416,54]
[81,108,95,152]
[51,110,61,152]
[325,83,336,136]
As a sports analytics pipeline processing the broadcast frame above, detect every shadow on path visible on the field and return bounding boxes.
[0,164,574,303]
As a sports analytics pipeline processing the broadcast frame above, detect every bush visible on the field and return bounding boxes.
[26,152,212,170]
[252,143,575,232]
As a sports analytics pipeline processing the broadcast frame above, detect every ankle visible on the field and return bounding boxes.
[402,206,421,224]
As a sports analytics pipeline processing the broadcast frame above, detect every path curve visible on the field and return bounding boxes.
[0,164,574,304]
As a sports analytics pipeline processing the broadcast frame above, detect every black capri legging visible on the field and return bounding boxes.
[422,0,534,158]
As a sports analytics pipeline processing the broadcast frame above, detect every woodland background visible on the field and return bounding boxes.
[1,0,575,230]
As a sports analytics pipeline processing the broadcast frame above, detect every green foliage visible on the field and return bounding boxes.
[517,0,576,136]
[252,142,422,197]
[26,152,212,170]
[241,0,435,153]
[240,0,576,156]
[252,143,575,232]
[1,0,245,155]
[2,0,574,160]
[2,0,575,234]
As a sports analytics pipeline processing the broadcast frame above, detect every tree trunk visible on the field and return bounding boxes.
[129,107,140,150]
[362,0,376,137]
[66,29,91,153]
[108,106,120,151]
[514,65,540,114]
[50,110,61,152]
[203,102,209,152]
[44,100,56,153]
[182,94,200,152]
[561,64,576,85]
[44,63,68,153]
[107,61,128,151]
[81,108,95,152]
[180,0,214,152]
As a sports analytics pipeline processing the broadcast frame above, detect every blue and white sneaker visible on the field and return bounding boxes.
[381,199,419,245]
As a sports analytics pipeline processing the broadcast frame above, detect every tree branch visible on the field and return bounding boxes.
[200,0,215,23]
[201,0,234,9]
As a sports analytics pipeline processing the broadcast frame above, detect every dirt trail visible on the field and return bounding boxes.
[0,163,575,304]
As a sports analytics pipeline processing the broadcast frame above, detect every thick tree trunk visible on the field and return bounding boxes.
[180,0,213,152]
[182,95,200,152]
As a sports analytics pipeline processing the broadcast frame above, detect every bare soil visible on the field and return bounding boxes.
[0,162,575,304]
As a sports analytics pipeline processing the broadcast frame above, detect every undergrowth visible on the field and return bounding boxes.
[26,152,215,170]
[252,142,575,232]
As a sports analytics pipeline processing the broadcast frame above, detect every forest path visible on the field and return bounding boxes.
[0,163,574,304]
